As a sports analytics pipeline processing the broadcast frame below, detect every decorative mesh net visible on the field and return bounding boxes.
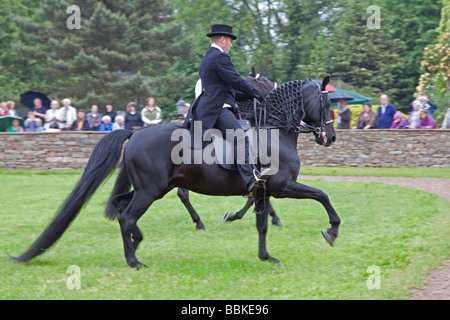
[236,80,305,128]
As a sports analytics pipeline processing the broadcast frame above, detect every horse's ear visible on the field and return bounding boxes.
[249,66,256,77]
[322,75,330,91]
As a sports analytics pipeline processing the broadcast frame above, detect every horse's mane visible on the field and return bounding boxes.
[236,80,305,128]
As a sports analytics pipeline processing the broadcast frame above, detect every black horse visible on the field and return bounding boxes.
[106,73,282,230]
[12,77,340,268]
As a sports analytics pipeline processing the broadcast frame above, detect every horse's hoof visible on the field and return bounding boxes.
[222,212,233,223]
[321,229,337,246]
[271,219,283,227]
[129,261,148,269]
[268,256,280,264]
[260,256,280,264]
[195,223,205,230]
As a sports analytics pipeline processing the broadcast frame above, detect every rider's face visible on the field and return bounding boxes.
[222,36,233,54]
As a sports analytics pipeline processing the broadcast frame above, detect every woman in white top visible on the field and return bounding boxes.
[112,115,125,130]
[408,100,422,128]
[44,100,62,129]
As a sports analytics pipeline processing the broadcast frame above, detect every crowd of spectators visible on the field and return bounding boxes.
[0,97,164,133]
[1,93,449,133]
[334,93,449,130]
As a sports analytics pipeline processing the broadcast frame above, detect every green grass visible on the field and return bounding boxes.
[300,166,450,179]
[1,166,449,178]
[0,171,448,299]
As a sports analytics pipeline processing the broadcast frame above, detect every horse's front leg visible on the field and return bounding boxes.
[255,197,280,263]
[275,180,340,246]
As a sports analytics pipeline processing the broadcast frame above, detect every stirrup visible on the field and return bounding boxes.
[245,168,272,197]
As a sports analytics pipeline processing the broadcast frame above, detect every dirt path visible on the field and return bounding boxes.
[299,175,450,300]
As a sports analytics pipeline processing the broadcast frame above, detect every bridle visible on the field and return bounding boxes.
[290,81,333,137]
[242,79,332,138]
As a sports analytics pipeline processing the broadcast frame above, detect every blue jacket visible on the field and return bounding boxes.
[185,47,261,133]
[99,122,113,132]
[377,104,397,129]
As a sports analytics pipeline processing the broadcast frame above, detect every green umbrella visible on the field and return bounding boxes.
[330,88,373,106]
[0,115,24,132]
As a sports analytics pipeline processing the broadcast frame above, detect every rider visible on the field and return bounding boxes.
[185,24,271,195]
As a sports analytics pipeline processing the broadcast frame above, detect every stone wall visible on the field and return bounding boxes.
[298,129,450,168]
[0,129,449,170]
[0,132,107,170]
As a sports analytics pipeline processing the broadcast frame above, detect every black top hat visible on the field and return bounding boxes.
[207,24,237,40]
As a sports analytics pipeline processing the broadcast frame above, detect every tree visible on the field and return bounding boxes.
[416,0,450,123]
[301,1,407,105]
[0,0,42,102]
[12,0,197,114]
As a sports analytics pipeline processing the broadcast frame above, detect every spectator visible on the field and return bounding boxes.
[377,94,397,129]
[87,105,101,128]
[353,102,377,129]
[90,117,101,131]
[58,98,77,130]
[441,107,450,129]
[103,103,117,122]
[6,101,18,117]
[336,99,351,129]
[408,100,422,129]
[44,122,62,132]
[112,115,125,130]
[419,109,437,129]
[70,109,90,131]
[99,115,113,131]
[418,94,437,116]
[31,98,47,125]
[7,119,24,132]
[24,111,39,132]
[0,102,10,117]
[390,112,409,129]
[142,97,162,127]
[124,102,143,130]
[44,100,62,130]
[35,118,44,132]
[183,103,190,118]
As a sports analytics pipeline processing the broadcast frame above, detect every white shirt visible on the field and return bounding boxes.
[211,43,224,52]
[210,44,232,109]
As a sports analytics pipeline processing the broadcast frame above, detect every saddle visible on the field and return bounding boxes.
[196,120,278,173]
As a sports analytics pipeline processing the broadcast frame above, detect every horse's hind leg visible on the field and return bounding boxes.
[223,197,255,222]
[177,188,205,230]
[268,201,283,227]
[223,198,283,227]
[118,191,154,269]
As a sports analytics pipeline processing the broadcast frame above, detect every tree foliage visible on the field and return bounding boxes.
[11,0,197,114]
[1,0,445,117]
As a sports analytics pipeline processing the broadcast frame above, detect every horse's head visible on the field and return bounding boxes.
[302,76,336,147]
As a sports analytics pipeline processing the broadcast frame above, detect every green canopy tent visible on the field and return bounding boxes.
[329,88,373,106]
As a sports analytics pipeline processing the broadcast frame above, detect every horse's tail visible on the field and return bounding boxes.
[11,129,134,263]
[104,162,132,220]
